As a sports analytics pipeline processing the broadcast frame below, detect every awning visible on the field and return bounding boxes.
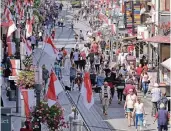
[120,36,137,41]
[161,58,171,70]
[145,35,170,44]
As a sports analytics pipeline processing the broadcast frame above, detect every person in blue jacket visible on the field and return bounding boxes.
[96,71,105,93]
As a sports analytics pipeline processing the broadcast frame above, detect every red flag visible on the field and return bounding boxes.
[22,90,35,119]
[46,70,57,107]
[81,72,94,109]
[44,37,58,56]
[10,59,20,76]
[4,7,12,21]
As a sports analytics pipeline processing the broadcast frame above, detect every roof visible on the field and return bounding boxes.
[145,35,171,44]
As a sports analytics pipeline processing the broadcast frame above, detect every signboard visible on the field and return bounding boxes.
[137,25,149,39]
[1,108,12,131]
[8,76,18,81]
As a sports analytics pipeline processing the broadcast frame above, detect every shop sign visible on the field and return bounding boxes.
[1,108,12,131]
[137,25,149,39]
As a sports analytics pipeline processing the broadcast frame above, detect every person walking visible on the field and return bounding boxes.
[54,62,62,80]
[153,103,170,131]
[116,74,125,104]
[100,39,106,53]
[119,65,128,79]
[73,49,80,69]
[79,51,86,71]
[136,64,143,90]
[141,70,150,98]
[124,88,137,127]
[91,41,99,54]
[70,64,77,90]
[96,71,105,93]
[104,64,111,77]
[56,49,63,66]
[157,92,168,110]
[151,83,162,116]
[87,50,95,67]
[70,48,74,64]
[94,53,100,73]
[3,67,12,88]
[79,30,84,42]
[30,35,36,50]
[20,121,33,131]
[42,65,49,95]
[101,82,111,115]
[133,98,145,131]
[104,72,114,102]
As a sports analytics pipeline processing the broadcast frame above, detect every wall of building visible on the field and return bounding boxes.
[160,44,170,61]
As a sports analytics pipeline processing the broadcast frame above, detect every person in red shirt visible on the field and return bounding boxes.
[20,121,33,131]
[123,80,137,97]
[136,64,143,90]
[143,63,148,72]
[91,42,99,53]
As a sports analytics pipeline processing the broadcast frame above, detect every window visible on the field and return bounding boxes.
[165,0,170,11]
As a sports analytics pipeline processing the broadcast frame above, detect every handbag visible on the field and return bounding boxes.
[147,80,150,83]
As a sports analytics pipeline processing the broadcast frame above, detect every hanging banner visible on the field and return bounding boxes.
[111,24,116,35]
[98,13,109,24]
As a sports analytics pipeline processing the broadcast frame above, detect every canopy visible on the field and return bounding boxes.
[161,58,171,70]
[145,35,170,44]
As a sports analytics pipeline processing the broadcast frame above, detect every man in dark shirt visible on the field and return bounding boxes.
[100,39,106,53]
[4,68,12,87]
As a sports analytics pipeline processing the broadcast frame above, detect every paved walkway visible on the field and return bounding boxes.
[59,3,158,130]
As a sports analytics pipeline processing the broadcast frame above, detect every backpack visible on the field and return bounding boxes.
[157,98,166,109]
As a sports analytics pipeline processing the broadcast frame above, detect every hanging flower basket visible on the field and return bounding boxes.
[23,56,33,68]
[16,70,35,89]
[31,102,67,131]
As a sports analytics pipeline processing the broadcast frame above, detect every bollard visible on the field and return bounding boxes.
[73,119,83,131]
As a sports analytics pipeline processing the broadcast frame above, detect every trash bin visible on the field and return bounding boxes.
[9,90,16,101]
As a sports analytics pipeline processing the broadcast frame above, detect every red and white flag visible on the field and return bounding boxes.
[111,24,116,35]
[24,0,34,6]
[25,19,33,38]
[8,0,13,7]
[10,59,20,76]
[81,72,94,109]
[7,42,16,56]
[4,7,13,21]
[46,70,63,107]
[22,36,32,56]
[7,20,17,37]
[22,89,36,119]
[15,0,21,15]
[20,8,24,19]
[43,37,58,57]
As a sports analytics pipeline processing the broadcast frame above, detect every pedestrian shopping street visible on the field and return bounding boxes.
[0,0,171,131]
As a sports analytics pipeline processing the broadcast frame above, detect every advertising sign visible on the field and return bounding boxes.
[137,25,149,39]
[1,108,12,131]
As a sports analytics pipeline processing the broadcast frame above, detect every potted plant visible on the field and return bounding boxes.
[16,69,35,89]
[31,102,68,131]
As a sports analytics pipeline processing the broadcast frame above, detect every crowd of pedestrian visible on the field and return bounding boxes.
[47,31,170,130]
